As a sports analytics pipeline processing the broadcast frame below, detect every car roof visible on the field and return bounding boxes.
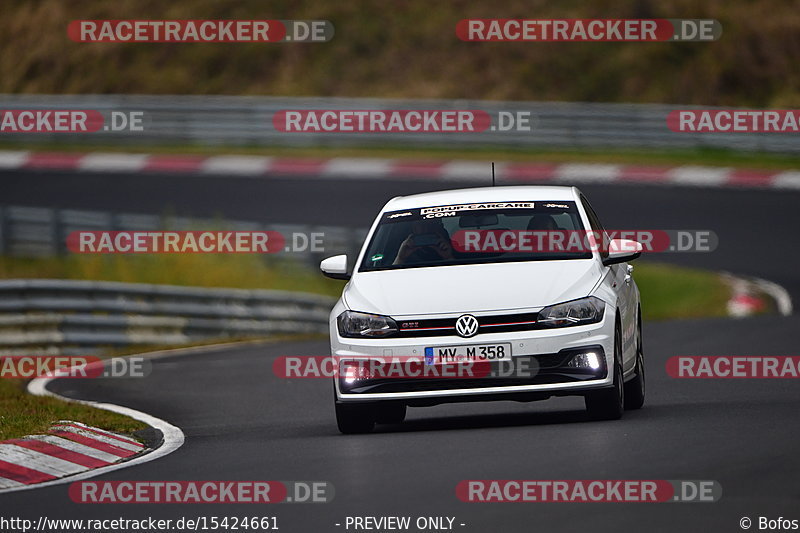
[383,185,581,211]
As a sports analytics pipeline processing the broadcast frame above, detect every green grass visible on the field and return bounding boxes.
[2,141,799,171]
[634,261,731,321]
[0,378,147,441]
[0,254,345,297]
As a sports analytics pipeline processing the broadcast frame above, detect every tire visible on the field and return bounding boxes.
[624,312,646,410]
[335,401,375,434]
[375,403,407,424]
[585,319,624,421]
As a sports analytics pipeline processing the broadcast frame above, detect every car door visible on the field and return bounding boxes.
[579,195,636,371]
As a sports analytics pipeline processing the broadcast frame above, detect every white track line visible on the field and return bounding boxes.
[441,161,505,182]
[0,151,30,169]
[554,163,621,183]
[669,166,731,187]
[78,153,148,173]
[201,155,272,175]
[754,277,794,316]
[322,158,393,178]
[772,171,800,189]
[722,272,794,318]
[3,339,278,494]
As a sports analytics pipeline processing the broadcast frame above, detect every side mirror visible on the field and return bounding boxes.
[602,239,643,266]
[320,254,351,280]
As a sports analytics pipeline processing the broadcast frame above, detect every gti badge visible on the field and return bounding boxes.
[455,314,479,338]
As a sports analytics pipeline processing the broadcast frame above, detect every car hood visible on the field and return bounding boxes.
[343,260,604,316]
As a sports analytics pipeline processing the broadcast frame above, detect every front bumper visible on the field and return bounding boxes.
[332,311,615,403]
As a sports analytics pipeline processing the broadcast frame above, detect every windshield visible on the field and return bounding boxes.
[359,201,592,272]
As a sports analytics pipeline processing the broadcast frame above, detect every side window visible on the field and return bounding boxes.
[579,195,608,259]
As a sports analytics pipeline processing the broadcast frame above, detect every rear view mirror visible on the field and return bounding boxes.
[602,239,642,266]
[320,254,350,280]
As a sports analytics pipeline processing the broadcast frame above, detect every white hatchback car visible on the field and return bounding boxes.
[321,186,645,433]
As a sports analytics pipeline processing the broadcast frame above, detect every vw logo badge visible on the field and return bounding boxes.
[455,314,479,338]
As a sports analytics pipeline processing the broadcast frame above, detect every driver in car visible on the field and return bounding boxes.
[394,219,454,265]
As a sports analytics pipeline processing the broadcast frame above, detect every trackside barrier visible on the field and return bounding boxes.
[0,94,797,153]
[0,279,336,355]
[0,205,368,266]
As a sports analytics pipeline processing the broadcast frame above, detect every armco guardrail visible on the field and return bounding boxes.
[0,279,335,356]
[0,205,368,267]
[0,94,796,153]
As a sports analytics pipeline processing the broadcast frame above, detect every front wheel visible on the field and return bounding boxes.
[624,313,645,410]
[585,320,624,421]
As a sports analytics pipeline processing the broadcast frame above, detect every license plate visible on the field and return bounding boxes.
[424,343,512,365]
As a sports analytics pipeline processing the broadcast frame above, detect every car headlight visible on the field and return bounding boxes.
[337,310,399,338]
[538,296,605,328]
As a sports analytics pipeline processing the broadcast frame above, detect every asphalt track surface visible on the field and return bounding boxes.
[1,168,799,532]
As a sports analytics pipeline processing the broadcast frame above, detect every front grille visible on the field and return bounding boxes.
[395,312,540,338]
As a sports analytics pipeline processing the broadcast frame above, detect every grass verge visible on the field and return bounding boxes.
[0,254,344,297]
[634,261,732,320]
[0,378,147,442]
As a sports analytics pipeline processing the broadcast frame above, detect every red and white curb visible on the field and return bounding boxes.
[0,340,278,494]
[0,421,145,490]
[724,273,793,318]
[2,150,800,189]
[0,351,192,494]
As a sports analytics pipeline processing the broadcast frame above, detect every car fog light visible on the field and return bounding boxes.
[567,352,602,370]
[341,360,371,383]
